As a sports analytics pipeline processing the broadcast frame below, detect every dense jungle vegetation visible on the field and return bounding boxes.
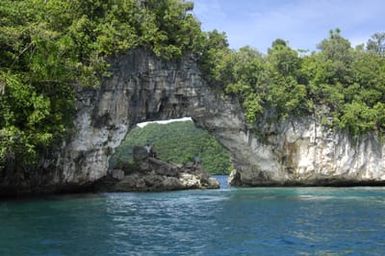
[110,121,231,174]
[0,0,384,172]
[202,29,385,137]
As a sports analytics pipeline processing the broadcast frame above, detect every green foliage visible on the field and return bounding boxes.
[0,0,206,171]
[198,30,233,88]
[338,101,377,135]
[202,29,385,137]
[111,121,231,174]
[367,32,385,56]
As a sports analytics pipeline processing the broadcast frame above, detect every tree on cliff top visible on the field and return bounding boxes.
[204,28,385,136]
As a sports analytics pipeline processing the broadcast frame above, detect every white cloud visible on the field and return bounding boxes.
[136,117,192,128]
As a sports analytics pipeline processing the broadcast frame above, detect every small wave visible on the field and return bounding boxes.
[297,195,335,201]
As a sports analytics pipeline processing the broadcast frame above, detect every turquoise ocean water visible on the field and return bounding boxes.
[1,176,385,255]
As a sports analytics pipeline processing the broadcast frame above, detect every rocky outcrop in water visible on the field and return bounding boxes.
[97,155,219,192]
[97,146,219,191]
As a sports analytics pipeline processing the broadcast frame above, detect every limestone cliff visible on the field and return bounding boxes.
[228,118,385,186]
[2,48,385,195]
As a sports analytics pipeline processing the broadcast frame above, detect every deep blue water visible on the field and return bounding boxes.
[1,177,385,255]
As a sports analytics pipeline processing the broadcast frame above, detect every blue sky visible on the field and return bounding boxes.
[192,0,384,52]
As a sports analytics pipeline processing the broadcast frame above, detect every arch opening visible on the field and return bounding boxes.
[110,117,231,176]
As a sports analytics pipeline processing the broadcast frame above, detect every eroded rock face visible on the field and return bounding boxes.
[228,118,385,186]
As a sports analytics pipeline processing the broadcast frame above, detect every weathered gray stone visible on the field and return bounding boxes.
[208,178,220,189]
[228,118,385,186]
[98,157,219,192]
[111,169,125,180]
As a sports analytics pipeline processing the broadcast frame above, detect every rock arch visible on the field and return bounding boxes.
[56,49,255,188]
[3,48,385,196]
[57,48,385,189]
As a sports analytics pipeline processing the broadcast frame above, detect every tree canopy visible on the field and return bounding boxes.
[203,28,385,136]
